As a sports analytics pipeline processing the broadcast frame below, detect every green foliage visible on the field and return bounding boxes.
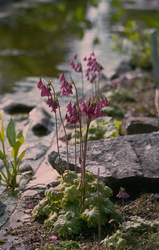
[101,216,159,249]
[69,117,121,145]
[112,20,152,69]
[55,240,80,250]
[0,114,27,189]
[101,230,128,249]
[32,171,122,237]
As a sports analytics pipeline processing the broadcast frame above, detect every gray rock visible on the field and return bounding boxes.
[121,115,159,135]
[29,106,54,135]
[0,99,34,114]
[19,164,33,174]
[110,60,133,80]
[25,143,48,160]
[0,201,6,216]
[48,132,159,196]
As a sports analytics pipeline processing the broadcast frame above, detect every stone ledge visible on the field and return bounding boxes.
[48,132,159,196]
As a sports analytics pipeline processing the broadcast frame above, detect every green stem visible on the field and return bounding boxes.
[54,112,63,177]
[58,107,69,182]
[81,120,91,205]
[73,83,83,158]
[97,168,101,247]
[81,70,84,99]
[1,141,11,180]
[74,124,77,177]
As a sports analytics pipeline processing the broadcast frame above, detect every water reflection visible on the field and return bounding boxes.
[0,0,92,94]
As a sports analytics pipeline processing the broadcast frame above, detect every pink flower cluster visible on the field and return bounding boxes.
[50,235,57,244]
[117,188,129,199]
[80,96,109,120]
[83,52,104,83]
[37,78,52,97]
[70,54,82,73]
[59,73,73,96]
[37,78,59,113]
[65,102,79,124]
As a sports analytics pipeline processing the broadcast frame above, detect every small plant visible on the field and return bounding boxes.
[0,114,27,189]
[35,53,122,241]
[32,171,122,237]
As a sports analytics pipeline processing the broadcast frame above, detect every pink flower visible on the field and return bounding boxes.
[51,235,57,244]
[37,78,43,89]
[65,102,79,124]
[37,77,59,113]
[117,188,129,199]
[83,53,104,84]
[59,73,73,96]
[80,95,109,120]
[46,97,59,113]
[37,78,52,97]
[70,54,82,73]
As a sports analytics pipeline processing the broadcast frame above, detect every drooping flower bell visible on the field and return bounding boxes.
[37,78,52,97]
[70,54,82,73]
[80,95,109,120]
[117,187,129,199]
[65,101,80,124]
[37,77,59,113]
[59,72,73,96]
[83,52,104,84]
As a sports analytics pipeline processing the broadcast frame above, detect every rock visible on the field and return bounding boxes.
[0,201,6,216]
[121,115,159,135]
[24,143,48,160]
[48,132,159,196]
[29,106,54,135]
[110,60,133,80]
[0,99,34,114]
[19,164,33,174]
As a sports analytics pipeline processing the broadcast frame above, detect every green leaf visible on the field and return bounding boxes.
[64,185,81,202]
[54,211,81,236]
[0,150,5,160]
[18,148,27,162]
[16,130,23,139]
[81,206,98,228]
[11,136,24,158]
[0,119,5,142]
[6,118,16,147]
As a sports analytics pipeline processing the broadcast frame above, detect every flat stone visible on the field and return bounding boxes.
[48,132,159,196]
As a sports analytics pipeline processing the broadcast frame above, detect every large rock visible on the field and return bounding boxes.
[29,106,54,135]
[121,115,159,135]
[0,99,34,114]
[48,132,159,197]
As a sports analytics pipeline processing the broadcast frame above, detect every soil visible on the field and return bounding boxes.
[1,69,159,250]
